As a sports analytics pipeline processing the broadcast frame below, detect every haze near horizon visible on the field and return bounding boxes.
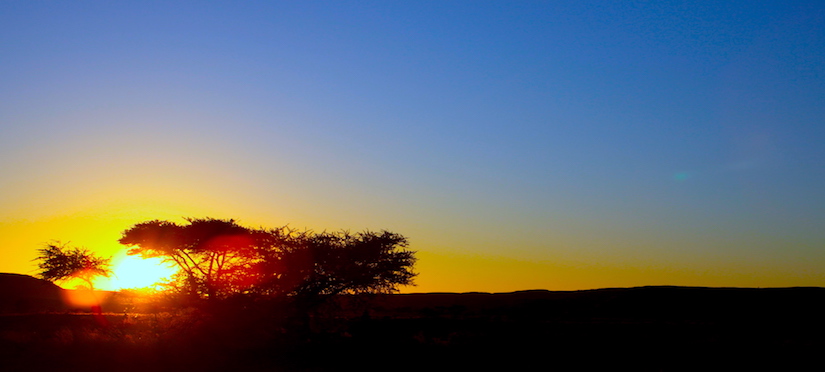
[2,1,824,292]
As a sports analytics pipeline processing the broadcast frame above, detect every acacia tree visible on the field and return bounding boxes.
[253,229,416,306]
[118,218,417,303]
[35,242,112,290]
[118,218,263,300]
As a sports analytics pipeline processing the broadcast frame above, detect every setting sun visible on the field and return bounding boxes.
[96,250,177,291]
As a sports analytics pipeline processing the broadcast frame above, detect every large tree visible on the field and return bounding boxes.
[34,242,112,290]
[118,218,263,300]
[118,217,417,302]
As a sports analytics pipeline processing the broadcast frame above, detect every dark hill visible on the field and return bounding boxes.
[371,286,825,322]
[0,273,66,313]
[342,287,825,370]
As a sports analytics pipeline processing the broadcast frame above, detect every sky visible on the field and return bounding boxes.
[1,1,824,292]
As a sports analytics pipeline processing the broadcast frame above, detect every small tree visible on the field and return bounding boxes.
[35,242,112,290]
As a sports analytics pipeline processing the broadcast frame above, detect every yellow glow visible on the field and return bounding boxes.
[96,250,178,291]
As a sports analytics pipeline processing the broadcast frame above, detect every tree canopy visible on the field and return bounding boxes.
[118,218,416,303]
[34,242,112,290]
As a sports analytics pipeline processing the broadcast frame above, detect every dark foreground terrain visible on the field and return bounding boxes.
[2,279,824,371]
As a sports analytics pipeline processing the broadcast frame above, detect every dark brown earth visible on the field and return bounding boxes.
[0,273,66,314]
[2,273,823,371]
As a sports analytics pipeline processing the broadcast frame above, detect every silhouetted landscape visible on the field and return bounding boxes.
[2,272,823,371]
[4,2,825,370]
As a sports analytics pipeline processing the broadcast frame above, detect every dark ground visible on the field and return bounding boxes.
[2,285,824,371]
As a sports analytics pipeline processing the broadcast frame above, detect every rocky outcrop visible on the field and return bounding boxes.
[0,273,66,313]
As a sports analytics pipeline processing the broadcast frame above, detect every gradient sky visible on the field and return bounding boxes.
[2,1,824,292]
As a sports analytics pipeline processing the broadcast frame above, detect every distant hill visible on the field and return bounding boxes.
[343,286,825,370]
[369,286,825,322]
[0,273,66,314]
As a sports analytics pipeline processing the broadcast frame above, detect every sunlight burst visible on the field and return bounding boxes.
[96,250,177,290]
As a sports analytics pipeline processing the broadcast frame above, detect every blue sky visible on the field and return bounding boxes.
[1,1,824,291]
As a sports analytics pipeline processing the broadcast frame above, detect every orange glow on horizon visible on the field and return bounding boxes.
[62,288,111,308]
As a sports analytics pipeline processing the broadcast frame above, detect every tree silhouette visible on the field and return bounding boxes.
[118,218,417,304]
[34,242,112,290]
[254,229,416,307]
[118,218,262,300]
